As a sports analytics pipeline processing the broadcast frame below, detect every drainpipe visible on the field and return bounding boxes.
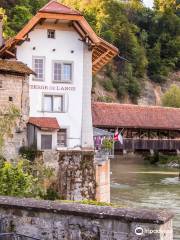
[0,14,3,48]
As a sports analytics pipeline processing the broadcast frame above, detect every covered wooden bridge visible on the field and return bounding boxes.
[92,102,180,153]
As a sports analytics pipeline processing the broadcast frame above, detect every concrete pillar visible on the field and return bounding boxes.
[81,45,94,149]
[0,14,3,47]
[96,159,110,203]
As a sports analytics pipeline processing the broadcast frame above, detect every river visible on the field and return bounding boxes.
[111,158,180,239]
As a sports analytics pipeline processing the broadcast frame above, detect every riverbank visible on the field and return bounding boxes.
[144,153,180,169]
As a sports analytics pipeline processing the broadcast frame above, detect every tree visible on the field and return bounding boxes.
[162,84,180,108]
[9,5,32,34]
[154,0,179,12]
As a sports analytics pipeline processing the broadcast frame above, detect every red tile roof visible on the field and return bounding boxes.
[39,0,81,15]
[92,102,180,130]
[28,117,60,130]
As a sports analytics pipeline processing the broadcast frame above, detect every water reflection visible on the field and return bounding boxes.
[111,158,180,240]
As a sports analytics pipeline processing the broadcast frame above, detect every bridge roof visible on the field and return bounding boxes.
[92,102,180,131]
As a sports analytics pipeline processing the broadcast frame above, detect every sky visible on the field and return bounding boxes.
[143,0,154,8]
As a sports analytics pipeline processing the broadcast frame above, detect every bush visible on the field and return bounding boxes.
[102,79,114,92]
[19,146,37,161]
[144,152,160,164]
[102,139,113,150]
[43,187,59,201]
[0,160,34,197]
[162,84,180,108]
[0,159,56,199]
[97,95,114,103]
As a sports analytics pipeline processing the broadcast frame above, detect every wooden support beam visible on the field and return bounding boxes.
[72,21,86,38]
[39,18,46,25]
[93,50,110,66]
[5,50,15,58]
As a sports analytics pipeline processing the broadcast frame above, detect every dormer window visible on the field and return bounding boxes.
[48,29,55,39]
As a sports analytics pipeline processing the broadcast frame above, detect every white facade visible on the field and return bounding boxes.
[16,22,93,150]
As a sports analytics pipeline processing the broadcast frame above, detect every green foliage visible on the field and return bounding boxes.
[43,187,59,201]
[0,106,20,150]
[102,79,114,92]
[10,5,32,34]
[102,138,113,150]
[62,199,125,208]
[162,84,180,108]
[145,152,180,165]
[144,152,160,164]
[97,95,114,103]
[19,146,37,161]
[154,0,179,12]
[78,199,115,207]
[0,159,56,198]
[0,160,34,197]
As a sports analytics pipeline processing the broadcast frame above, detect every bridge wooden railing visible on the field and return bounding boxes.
[115,139,180,151]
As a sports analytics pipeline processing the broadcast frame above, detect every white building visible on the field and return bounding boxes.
[0,0,118,151]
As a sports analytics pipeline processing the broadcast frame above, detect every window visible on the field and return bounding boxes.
[63,64,72,82]
[53,61,72,83]
[33,57,45,81]
[44,95,53,112]
[41,135,52,150]
[48,29,55,39]
[54,62,61,81]
[57,129,67,147]
[43,95,64,112]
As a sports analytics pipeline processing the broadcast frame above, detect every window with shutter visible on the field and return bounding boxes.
[57,129,67,147]
[41,135,52,150]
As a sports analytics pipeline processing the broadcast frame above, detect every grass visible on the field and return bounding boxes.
[59,199,125,208]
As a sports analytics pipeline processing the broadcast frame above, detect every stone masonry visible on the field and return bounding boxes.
[0,196,174,240]
[0,73,29,160]
[57,150,96,201]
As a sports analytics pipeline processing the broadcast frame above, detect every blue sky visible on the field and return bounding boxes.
[143,0,154,8]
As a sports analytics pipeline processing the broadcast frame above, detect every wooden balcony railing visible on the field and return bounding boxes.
[115,139,180,151]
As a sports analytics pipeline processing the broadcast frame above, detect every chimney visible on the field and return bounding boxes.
[0,14,3,47]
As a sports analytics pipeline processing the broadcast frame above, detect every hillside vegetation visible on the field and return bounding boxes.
[0,0,180,105]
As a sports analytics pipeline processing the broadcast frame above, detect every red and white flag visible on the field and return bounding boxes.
[114,130,123,145]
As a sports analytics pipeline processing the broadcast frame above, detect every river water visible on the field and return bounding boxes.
[111,158,180,239]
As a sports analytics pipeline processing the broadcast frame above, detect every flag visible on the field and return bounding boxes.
[114,130,123,145]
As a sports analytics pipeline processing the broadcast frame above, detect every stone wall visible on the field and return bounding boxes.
[41,150,110,202]
[0,73,29,160]
[57,150,96,201]
[0,196,174,240]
